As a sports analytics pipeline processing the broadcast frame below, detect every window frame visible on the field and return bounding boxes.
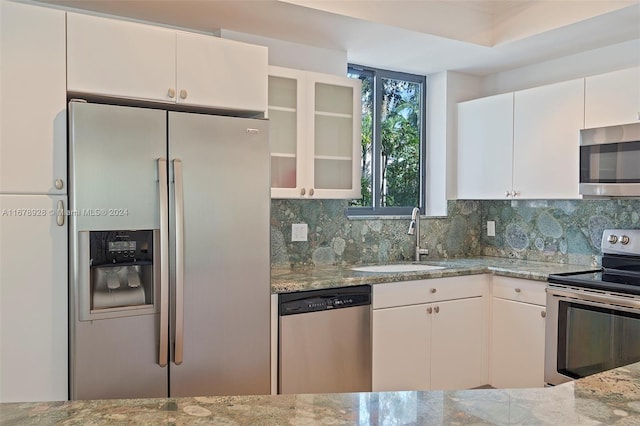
[346,64,427,217]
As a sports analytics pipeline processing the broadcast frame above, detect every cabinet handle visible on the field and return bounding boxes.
[56,200,65,226]
[513,190,520,197]
[180,89,188,100]
[505,190,512,197]
[309,188,314,196]
[434,306,440,314]
[515,288,521,293]
[300,188,306,196]
[54,179,64,190]
[430,288,436,294]
[167,88,176,99]
[541,311,546,318]
[427,307,432,314]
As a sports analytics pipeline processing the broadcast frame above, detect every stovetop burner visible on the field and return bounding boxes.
[548,229,640,296]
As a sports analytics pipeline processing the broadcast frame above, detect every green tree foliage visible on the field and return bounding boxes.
[380,79,420,207]
[349,73,421,209]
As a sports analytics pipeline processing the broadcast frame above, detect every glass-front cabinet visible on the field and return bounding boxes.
[268,66,361,199]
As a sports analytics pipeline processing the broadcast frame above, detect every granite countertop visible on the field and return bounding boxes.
[3,362,639,425]
[271,256,597,293]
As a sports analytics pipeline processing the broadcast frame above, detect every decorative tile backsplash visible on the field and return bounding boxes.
[271,198,640,267]
[481,199,640,266]
[271,199,482,267]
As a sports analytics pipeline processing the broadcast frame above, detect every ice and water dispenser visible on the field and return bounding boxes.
[87,230,154,313]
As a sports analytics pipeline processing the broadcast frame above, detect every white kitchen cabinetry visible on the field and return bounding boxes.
[457,93,514,199]
[176,32,267,112]
[0,195,68,402]
[457,79,583,199]
[513,78,584,199]
[0,0,66,194]
[585,67,640,128]
[67,13,267,112]
[490,276,546,388]
[372,276,487,392]
[268,66,361,199]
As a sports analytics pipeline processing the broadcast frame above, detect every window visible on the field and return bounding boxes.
[347,64,426,216]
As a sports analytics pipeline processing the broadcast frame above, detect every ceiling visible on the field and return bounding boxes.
[39,0,640,75]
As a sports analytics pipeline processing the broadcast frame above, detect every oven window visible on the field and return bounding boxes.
[580,141,640,183]
[557,301,640,379]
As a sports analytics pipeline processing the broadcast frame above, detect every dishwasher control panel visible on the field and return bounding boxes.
[279,285,371,316]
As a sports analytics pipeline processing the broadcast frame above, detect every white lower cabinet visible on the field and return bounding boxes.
[372,276,487,392]
[0,195,68,402]
[490,276,547,388]
[373,304,431,391]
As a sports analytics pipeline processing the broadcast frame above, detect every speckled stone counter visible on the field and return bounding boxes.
[271,256,596,293]
[2,362,639,425]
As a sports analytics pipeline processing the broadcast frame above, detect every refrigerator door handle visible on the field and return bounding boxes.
[158,158,170,368]
[173,159,185,366]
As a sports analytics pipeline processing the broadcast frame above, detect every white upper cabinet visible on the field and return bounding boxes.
[457,93,514,199]
[456,78,584,200]
[513,78,584,199]
[175,32,267,111]
[585,67,640,128]
[0,1,66,194]
[269,66,361,199]
[67,13,176,104]
[67,13,267,113]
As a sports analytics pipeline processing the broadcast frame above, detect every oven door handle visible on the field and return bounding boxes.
[548,287,640,310]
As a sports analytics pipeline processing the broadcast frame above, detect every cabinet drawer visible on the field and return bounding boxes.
[492,276,546,306]
[373,275,487,309]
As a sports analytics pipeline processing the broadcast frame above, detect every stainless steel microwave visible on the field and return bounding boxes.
[580,122,640,197]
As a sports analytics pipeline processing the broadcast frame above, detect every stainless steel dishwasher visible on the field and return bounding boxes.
[278,285,372,394]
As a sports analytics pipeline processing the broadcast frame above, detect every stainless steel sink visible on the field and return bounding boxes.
[351,264,445,273]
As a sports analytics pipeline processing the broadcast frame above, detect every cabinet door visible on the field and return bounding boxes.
[491,298,546,388]
[372,305,430,392]
[585,67,640,128]
[457,93,514,199]
[268,67,307,198]
[430,297,484,390]
[176,32,267,112]
[306,72,362,199]
[513,79,584,199]
[0,195,67,402]
[0,1,66,194]
[67,13,176,103]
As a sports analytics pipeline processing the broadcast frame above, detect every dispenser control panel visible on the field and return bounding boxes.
[90,230,153,266]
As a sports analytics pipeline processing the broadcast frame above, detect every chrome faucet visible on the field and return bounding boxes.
[407,207,429,261]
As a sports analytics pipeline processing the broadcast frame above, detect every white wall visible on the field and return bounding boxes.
[427,71,483,212]
[219,29,347,76]
[481,39,640,95]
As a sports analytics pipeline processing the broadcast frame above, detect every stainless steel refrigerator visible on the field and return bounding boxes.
[68,101,271,400]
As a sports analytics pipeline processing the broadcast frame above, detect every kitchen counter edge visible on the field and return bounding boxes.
[271,256,595,294]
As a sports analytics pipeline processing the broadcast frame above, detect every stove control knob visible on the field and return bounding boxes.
[620,235,630,245]
[607,235,618,244]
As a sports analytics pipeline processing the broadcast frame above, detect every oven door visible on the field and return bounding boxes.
[545,286,640,386]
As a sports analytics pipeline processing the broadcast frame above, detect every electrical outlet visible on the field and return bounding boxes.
[487,221,496,237]
[291,223,308,242]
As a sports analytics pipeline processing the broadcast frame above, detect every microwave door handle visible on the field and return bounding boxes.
[549,288,640,310]
[173,159,185,366]
[158,158,169,368]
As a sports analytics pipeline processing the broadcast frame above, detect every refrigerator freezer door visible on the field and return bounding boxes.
[69,102,168,399]
[68,102,166,231]
[168,112,271,396]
